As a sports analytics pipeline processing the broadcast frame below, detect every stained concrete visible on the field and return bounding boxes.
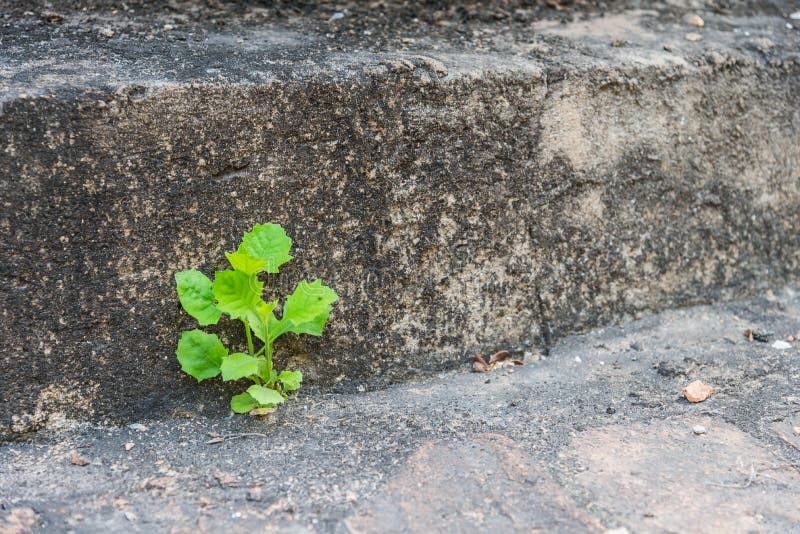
[1,2,799,435]
[2,290,799,532]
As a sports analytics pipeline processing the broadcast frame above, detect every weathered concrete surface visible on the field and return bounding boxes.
[2,291,799,532]
[1,2,800,434]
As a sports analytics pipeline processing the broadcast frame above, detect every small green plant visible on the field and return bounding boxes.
[174,223,338,413]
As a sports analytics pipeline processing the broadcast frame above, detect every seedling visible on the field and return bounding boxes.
[174,223,338,414]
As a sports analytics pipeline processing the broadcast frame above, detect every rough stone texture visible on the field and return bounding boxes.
[345,434,605,532]
[570,419,800,532]
[2,291,800,532]
[1,2,800,433]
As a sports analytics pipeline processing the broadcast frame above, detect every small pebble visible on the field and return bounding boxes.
[706,51,725,66]
[686,32,703,42]
[772,340,792,350]
[750,37,775,53]
[574,356,582,363]
[686,14,705,27]
[124,442,135,451]
[128,423,148,431]
[98,28,115,38]
[163,24,174,31]
[70,451,90,466]
[790,12,800,20]
[693,425,707,435]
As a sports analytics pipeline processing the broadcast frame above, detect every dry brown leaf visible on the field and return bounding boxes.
[249,407,277,416]
[489,350,510,364]
[682,380,713,403]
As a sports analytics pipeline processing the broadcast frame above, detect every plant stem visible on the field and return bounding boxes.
[263,315,274,387]
[263,337,274,387]
[244,319,255,356]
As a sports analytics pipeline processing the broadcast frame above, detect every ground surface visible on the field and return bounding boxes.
[2,0,800,433]
[3,0,799,94]
[3,290,800,533]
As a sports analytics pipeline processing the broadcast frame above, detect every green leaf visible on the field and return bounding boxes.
[212,269,263,320]
[247,299,279,343]
[220,353,260,381]
[175,270,221,325]
[246,385,286,407]
[278,370,302,391]
[230,392,259,413]
[272,280,338,340]
[238,223,293,274]
[225,251,268,275]
[256,359,278,383]
[175,329,227,381]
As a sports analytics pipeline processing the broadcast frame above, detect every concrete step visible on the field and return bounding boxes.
[1,3,799,435]
[2,291,800,531]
